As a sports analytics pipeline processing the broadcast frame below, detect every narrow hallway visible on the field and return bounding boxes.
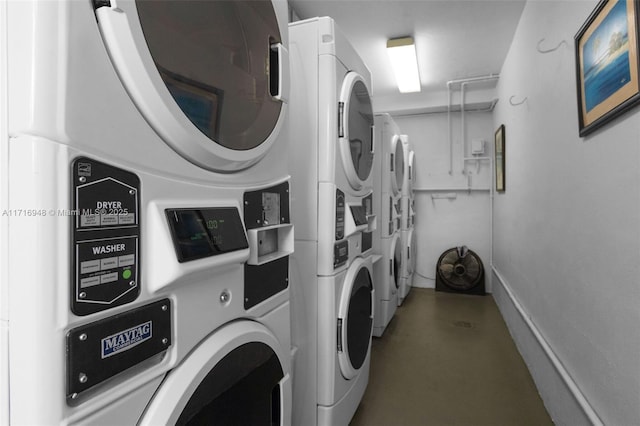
[351,288,552,425]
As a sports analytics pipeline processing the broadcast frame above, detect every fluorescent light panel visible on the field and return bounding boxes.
[387,37,421,93]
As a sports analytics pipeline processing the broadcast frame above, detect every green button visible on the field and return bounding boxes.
[122,269,132,280]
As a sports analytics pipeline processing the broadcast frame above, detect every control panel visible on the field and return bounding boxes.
[334,240,349,269]
[71,158,140,316]
[361,193,373,252]
[166,207,248,262]
[349,205,367,226]
[335,189,345,240]
[389,195,394,235]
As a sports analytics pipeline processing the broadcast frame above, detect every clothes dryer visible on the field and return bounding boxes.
[288,17,376,426]
[398,136,417,305]
[372,114,405,336]
[401,149,417,231]
[2,1,293,424]
[372,232,402,335]
[399,226,417,305]
[375,114,405,239]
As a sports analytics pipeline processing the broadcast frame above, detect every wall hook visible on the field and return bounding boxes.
[537,38,567,54]
[509,95,527,106]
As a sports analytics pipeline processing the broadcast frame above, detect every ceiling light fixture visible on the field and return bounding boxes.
[386,37,421,93]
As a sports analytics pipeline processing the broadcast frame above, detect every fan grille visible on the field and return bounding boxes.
[437,248,483,291]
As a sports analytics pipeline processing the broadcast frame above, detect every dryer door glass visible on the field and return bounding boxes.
[346,266,373,370]
[347,80,374,181]
[136,0,283,151]
[409,229,417,274]
[394,237,402,288]
[176,342,284,425]
[393,138,404,194]
[409,151,416,190]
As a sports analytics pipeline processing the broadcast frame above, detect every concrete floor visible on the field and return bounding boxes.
[350,288,553,426]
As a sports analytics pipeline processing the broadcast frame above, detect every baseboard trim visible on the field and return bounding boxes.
[491,266,603,426]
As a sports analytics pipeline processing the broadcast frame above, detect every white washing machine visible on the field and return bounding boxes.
[288,17,376,426]
[372,114,405,336]
[399,138,417,305]
[375,114,404,239]
[1,1,294,424]
[372,232,402,334]
[399,226,417,305]
[401,149,417,231]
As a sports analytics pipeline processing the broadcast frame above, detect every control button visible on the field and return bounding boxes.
[100,272,118,284]
[118,213,136,225]
[122,269,132,280]
[118,254,135,267]
[80,276,101,288]
[101,214,118,226]
[100,257,118,270]
[80,260,100,274]
[80,214,100,228]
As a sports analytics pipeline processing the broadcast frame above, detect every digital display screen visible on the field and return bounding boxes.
[166,208,248,262]
[350,205,367,226]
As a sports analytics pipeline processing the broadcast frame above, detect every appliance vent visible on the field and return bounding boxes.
[435,246,485,295]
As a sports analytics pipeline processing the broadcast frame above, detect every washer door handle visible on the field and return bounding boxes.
[270,42,289,103]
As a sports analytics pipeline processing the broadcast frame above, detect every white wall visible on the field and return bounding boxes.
[493,0,640,424]
[393,111,494,291]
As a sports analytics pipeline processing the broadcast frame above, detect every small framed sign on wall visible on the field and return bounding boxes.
[575,0,640,136]
[494,125,505,192]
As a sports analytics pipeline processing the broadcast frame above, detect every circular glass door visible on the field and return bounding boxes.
[408,151,416,194]
[390,135,405,196]
[393,235,402,289]
[138,321,290,425]
[339,72,374,190]
[177,342,283,425]
[389,233,402,294]
[95,0,286,171]
[337,258,373,379]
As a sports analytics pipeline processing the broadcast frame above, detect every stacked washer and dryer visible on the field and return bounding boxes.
[372,114,405,337]
[288,17,376,426]
[398,138,418,306]
[2,1,294,424]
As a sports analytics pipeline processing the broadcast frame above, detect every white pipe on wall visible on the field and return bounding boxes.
[461,82,467,175]
[447,74,500,87]
[443,73,498,293]
[446,73,499,175]
[447,82,453,174]
[489,156,494,291]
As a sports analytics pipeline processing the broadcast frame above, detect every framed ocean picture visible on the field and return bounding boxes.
[575,0,640,136]
[494,125,505,192]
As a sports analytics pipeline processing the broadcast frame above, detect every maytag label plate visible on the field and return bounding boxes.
[101,321,153,358]
[66,299,171,400]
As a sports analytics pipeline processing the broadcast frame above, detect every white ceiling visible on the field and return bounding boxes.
[288,0,526,113]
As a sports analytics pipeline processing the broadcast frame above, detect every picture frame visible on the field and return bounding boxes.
[494,125,505,192]
[575,0,640,136]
